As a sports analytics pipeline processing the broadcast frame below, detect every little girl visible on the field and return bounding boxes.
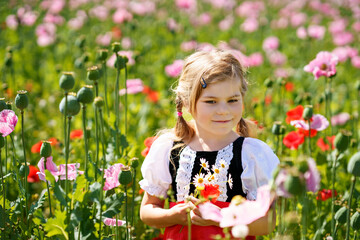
[139,49,279,239]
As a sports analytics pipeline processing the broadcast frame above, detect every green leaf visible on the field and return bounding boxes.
[88,182,101,203]
[102,193,125,218]
[45,169,56,186]
[43,209,69,240]
[73,174,86,202]
[28,190,46,217]
[53,182,67,206]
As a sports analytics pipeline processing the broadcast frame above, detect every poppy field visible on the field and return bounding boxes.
[1,0,360,239]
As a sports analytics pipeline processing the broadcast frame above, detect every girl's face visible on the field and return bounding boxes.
[193,78,243,140]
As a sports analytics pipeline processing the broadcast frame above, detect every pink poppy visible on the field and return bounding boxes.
[120,79,144,95]
[96,32,112,47]
[247,53,263,67]
[181,40,198,52]
[308,25,326,39]
[263,36,279,51]
[304,51,338,80]
[113,9,133,24]
[290,12,307,27]
[296,26,307,39]
[176,0,196,10]
[290,114,329,131]
[304,158,320,193]
[102,163,124,190]
[198,201,223,222]
[329,19,347,34]
[37,156,59,182]
[129,1,156,15]
[331,112,350,126]
[0,110,18,137]
[55,163,84,181]
[352,56,360,68]
[89,5,109,21]
[333,32,354,46]
[103,218,126,226]
[218,15,234,31]
[268,51,287,66]
[165,60,184,78]
[274,169,292,198]
[107,51,135,68]
[240,18,259,32]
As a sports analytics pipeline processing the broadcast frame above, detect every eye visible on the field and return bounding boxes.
[205,100,216,104]
[228,99,239,103]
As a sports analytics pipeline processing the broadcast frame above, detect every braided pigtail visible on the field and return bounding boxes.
[174,97,194,142]
[236,118,257,138]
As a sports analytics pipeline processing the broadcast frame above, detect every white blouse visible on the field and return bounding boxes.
[139,132,279,201]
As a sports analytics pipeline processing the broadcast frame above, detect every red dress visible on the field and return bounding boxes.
[163,201,256,240]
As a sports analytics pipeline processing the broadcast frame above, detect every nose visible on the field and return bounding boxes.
[216,102,229,115]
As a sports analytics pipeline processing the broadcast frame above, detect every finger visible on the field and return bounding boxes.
[189,196,201,205]
[192,207,201,216]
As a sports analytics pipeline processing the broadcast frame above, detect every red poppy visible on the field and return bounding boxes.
[283,131,305,150]
[316,189,337,201]
[200,184,221,203]
[142,86,160,103]
[70,129,83,139]
[27,165,40,183]
[298,128,317,138]
[285,82,294,92]
[31,141,42,153]
[141,136,158,157]
[112,26,122,40]
[48,137,61,148]
[317,136,335,151]
[285,105,304,124]
[139,189,145,195]
[264,95,272,105]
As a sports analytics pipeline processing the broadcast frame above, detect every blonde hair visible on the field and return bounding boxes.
[173,49,256,143]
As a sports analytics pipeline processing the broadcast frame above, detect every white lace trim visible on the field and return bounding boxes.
[139,180,168,197]
[215,143,233,201]
[175,146,196,201]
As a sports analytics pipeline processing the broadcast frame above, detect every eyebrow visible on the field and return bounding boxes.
[201,94,242,98]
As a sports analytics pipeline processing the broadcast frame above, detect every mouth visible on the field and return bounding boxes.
[213,120,231,123]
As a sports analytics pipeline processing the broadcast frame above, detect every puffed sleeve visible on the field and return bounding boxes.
[241,137,280,200]
[139,132,174,197]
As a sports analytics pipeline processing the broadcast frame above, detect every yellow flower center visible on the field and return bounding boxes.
[214,169,220,174]
[198,178,204,184]
[221,164,225,168]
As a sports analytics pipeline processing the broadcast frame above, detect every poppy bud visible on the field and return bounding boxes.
[75,35,86,49]
[59,72,75,91]
[334,206,347,224]
[264,78,273,88]
[334,130,351,153]
[114,56,126,70]
[302,105,313,120]
[94,96,104,108]
[0,98,7,112]
[112,42,121,53]
[87,66,100,81]
[130,157,139,168]
[77,85,94,104]
[86,127,91,139]
[298,160,309,173]
[271,121,282,135]
[355,80,360,91]
[59,93,81,116]
[15,90,29,110]
[97,49,108,62]
[347,152,360,177]
[40,141,52,158]
[351,211,360,230]
[19,164,29,177]
[284,175,305,196]
[118,166,132,185]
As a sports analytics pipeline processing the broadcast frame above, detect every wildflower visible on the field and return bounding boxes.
[262,36,279,52]
[141,136,158,157]
[212,165,220,174]
[283,131,304,150]
[70,129,83,139]
[317,136,335,152]
[198,201,223,222]
[200,158,209,171]
[165,60,184,78]
[200,184,221,203]
[103,218,126,227]
[37,156,59,182]
[27,165,40,183]
[102,163,124,190]
[286,105,304,124]
[142,86,160,103]
[316,189,337,201]
[304,51,338,80]
[193,173,206,188]
[219,159,227,169]
[290,114,329,131]
[228,174,233,189]
[119,79,144,95]
[0,109,18,136]
[331,112,350,126]
[304,158,320,192]
[274,169,292,198]
[231,224,249,238]
[55,163,84,181]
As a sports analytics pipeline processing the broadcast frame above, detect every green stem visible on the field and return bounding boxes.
[21,110,28,226]
[308,120,311,157]
[82,105,89,185]
[316,200,321,240]
[346,176,356,240]
[333,222,338,239]
[301,194,308,240]
[114,53,120,159]
[125,185,128,240]
[0,149,4,220]
[187,208,191,240]
[94,107,99,181]
[65,116,72,220]
[280,197,285,234]
[131,168,136,229]
[44,157,52,218]
[331,153,339,234]
[98,107,107,239]
[102,62,109,118]
[124,64,128,137]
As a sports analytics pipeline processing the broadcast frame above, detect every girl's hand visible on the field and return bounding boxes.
[169,202,195,225]
[188,196,220,227]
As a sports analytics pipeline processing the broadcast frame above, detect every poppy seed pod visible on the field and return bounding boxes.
[114,56,126,70]
[334,206,347,224]
[59,93,81,116]
[284,175,305,196]
[112,42,121,53]
[15,90,29,110]
[0,98,7,112]
[347,152,360,177]
[94,96,104,108]
[6,101,12,110]
[87,66,100,81]
[271,121,282,135]
[130,157,139,168]
[40,141,52,158]
[264,78,273,88]
[298,160,309,173]
[77,85,94,104]
[302,105,313,120]
[19,164,29,177]
[59,72,75,91]
[118,166,132,185]
[97,49,108,62]
[351,211,360,230]
[334,130,351,153]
